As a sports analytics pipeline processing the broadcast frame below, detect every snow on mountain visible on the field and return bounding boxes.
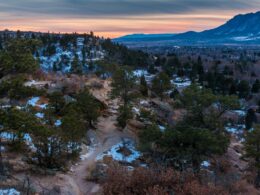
[115,11,260,46]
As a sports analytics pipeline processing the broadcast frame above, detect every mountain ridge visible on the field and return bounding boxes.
[114,11,260,46]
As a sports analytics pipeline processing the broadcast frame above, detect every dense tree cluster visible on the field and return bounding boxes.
[139,85,239,172]
[101,39,151,68]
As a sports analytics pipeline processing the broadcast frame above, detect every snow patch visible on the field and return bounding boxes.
[158,125,166,132]
[27,97,40,107]
[225,124,245,133]
[133,70,148,77]
[96,139,141,163]
[232,110,246,117]
[35,112,44,119]
[201,161,210,168]
[54,120,62,127]
[171,77,191,88]
[0,188,20,195]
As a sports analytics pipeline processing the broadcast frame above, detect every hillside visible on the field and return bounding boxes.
[115,11,260,46]
[0,30,151,72]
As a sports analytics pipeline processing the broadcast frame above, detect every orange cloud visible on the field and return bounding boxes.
[0,11,255,38]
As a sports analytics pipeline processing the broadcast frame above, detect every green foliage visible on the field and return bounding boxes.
[0,39,41,77]
[76,88,100,127]
[252,79,260,93]
[101,39,150,67]
[95,61,118,78]
[180,85,239,123]
[1,108,37,149]
[245,126,260,167]
[138,108,156,122]
[151,72,171,100]
[71,54,83,74]
[139,124,162,152]
[237,80,250,98]
[0,76,44,99]
[61,108,85,154]
[140,75,148,96]
[32,125,62,168]
[111,67,136,106]
[139,85,238,171]
[244,125,260,187]
[117,105,133,128]
[48,91,66,114]
[162,55,181,76]
[245,108,257,130]
[159,124,229,171]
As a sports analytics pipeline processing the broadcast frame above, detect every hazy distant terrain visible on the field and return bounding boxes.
[114,11,260,47]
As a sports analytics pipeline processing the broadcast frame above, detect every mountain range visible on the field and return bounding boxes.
[114,11,260,46]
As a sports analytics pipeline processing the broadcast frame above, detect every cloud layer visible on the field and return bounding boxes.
[0,0,259,37]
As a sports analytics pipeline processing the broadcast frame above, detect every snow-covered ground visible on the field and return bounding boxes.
[158,125,166,132]
[35,112,44,119]
[27,97,40,107]
[232,110,246,117]
[225,124,245,134]
[39,41,105,72]
[133,70,148,77]
[132,107,140,115]
[1,132,32,143]
[0,188,20,195]
[201,160,210,168]
[27,97,48,109]
[80,138,97,160]
[55,119,62,127]
[171,77,192,88]
[96,139,141,163]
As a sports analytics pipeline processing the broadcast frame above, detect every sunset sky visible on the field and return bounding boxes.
[1,0,260,38]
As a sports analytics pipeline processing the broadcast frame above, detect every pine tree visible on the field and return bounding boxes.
[245,108,257,130]
[237,80,250,98]
[61,109,85,155]
[252,79,260,93]
[140,75,148,96]
[245,125,260,187]
[111,67,136,107]
[117,105,133,128]
[71,53,82,74]
[76,88,100,128]
[0,39,40,78]
[48,91,65,114]
[151,72,171,100]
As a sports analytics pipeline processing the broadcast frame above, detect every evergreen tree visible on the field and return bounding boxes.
[152,72,171,100]
[237,80,250,98]
[245,108,257,130]
[71,53,82,74]
[76,88,100,128]
[0,39,40,78]
[252,79,260,93]
[245,125,260,187]
[48,91,66,114]
[117,105,133,128]
[159,124,228,172]
[111,67,136,107]
[140,75,148,96]
[61,109,85,155]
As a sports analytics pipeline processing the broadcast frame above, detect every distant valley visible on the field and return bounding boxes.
[114,11,260,47]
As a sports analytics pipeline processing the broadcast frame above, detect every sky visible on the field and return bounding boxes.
[0,0,260,38]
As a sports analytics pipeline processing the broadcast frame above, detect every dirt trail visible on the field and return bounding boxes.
[58,81,131,195]
[9,79,131,194]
